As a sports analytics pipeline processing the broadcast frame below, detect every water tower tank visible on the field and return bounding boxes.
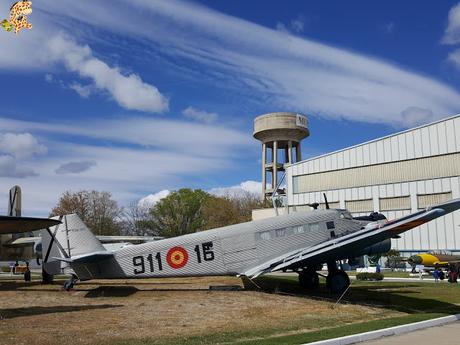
[253,112,309,200]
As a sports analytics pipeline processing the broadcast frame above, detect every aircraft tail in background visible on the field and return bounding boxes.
[42,214,107,275]
[7,185,21,217]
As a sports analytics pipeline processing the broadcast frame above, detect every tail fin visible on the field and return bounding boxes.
[8,185,21,217]
[42,214,106,275]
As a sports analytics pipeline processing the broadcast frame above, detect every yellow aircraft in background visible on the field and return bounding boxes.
[407,251,460,268]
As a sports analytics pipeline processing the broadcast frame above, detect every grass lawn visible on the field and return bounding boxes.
[109,275,460,345]
[1,275,459,345]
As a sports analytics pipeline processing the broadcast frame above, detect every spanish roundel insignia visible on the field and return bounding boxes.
[166,246,189,269]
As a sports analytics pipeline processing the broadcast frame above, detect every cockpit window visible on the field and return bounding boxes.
[340,211,353,220]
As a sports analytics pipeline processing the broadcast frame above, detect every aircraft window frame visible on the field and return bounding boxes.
[258,231,272,241]
[276,229,286,237]
[293,225,305,234]
[310,223,320,232]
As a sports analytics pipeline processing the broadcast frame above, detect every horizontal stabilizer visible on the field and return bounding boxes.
[0,215,61,234]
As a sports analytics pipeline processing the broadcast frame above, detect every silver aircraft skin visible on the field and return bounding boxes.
[44,198,460,293]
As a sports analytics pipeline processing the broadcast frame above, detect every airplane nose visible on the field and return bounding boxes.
[408,255,422,265]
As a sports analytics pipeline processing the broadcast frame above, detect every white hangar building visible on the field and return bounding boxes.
[285,114,460,256]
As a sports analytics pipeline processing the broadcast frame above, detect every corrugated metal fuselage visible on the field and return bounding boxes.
[73,210,367,280]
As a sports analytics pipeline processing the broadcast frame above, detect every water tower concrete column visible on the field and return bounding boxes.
[253,112,309,201]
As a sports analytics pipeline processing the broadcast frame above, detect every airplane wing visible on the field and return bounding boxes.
[243,198,460,278]
[2,236,40,247]
[0,215,61,234]
[96,235,163,243]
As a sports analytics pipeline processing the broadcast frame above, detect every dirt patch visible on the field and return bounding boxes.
[0,276,400,345]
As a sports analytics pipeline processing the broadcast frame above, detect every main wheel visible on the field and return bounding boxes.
[326,270,350,294]
[298,270,319,290]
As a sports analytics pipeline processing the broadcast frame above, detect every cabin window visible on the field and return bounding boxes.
[258,231,272,241]
[276,229,286,237]
[326,221,335,230]
[310,223,320,231]
[293,225,305,234]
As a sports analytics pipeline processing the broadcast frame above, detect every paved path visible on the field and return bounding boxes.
[360,321,460,345]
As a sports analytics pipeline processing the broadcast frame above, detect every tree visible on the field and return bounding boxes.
[120,202,158,236]
[383,249,405,270]
[202,191,264,230]
[149,189,209,237]
[50,190,122,235]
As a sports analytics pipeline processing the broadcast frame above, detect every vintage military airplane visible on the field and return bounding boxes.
[407,251,460,269]
[43,196,460,293]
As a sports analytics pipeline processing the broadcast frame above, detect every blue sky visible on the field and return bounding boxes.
[1,0,460,215]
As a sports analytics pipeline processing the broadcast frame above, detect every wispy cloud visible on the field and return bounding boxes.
[448,48,460,68]
[28,0,460,127]
[0,116,253,215]
[182,106,218,123]
[442,3,460,45]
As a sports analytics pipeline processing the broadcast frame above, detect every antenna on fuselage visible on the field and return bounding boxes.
[323,193,330,210]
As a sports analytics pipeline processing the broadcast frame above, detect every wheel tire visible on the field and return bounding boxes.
[327,270,350,294]
[299,270,319,290]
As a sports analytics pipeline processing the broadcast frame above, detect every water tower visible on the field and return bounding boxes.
[253,112,309,200]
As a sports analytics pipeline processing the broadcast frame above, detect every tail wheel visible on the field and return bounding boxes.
[298,270,319,290]
[326,270,350,294]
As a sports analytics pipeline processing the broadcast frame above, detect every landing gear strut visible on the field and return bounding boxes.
[298,268,319,290]
[63,275,78,291]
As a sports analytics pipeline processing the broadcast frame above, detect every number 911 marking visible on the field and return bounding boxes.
[132,241,215,275]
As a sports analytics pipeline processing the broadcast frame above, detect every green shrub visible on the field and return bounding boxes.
[1,266,11,273]
[356,272,384,281]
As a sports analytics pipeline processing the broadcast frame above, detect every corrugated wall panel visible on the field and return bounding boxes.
[343,150,350,169]
[428,220,439,249]
[357,146,364,166]
[447,119,457,153]
[350,148,357,167]
[406,131,415,159]
[399,134,407,160]
[417,192,452,209]
[325,155,331,171]
[445,213,455,249]
[363,144,370,165]
[429,124,439,156]
[370,142,378,165]
[421,127,431,156]
[438,122,448,155]
[414,129,423,158]
[380,196,411,211]
[346,199,373,213]
[293,153,460,193]
[384,138,392,162]
[391,136,399,161]
[455,117,460,152]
